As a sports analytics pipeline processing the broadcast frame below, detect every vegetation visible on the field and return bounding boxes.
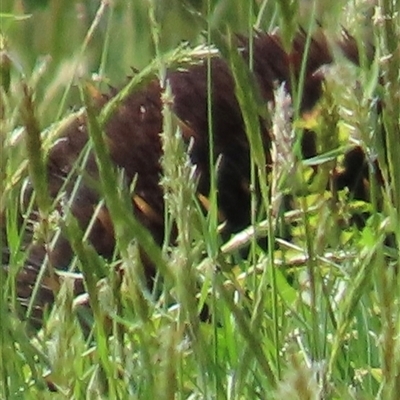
[1,0,400,398]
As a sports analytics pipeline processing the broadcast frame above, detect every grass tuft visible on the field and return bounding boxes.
[1,0,400,398]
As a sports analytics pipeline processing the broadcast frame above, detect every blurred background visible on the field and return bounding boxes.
[1,0,374,126]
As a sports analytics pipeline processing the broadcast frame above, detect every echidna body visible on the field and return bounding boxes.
[3,30,367,328]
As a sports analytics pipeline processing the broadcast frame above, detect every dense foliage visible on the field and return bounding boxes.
[1,0,400,398]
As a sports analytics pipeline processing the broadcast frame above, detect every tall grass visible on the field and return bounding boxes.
[1,0,400,398]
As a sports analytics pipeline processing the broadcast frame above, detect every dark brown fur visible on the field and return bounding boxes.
[2,31,373,328]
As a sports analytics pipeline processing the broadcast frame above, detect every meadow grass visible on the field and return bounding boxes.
[1,0,400,398]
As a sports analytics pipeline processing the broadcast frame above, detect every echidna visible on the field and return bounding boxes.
[2,29,375,329]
